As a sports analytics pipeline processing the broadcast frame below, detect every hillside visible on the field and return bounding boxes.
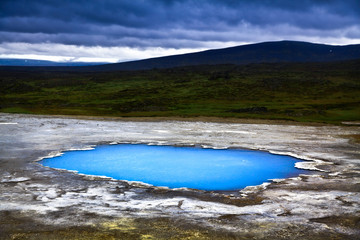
[85,40,360,71]
[1,60,359,123]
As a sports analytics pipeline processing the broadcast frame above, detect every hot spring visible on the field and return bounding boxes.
[41,144,309,191]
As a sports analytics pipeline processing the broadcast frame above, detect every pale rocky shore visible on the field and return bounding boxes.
[0,113,359,239]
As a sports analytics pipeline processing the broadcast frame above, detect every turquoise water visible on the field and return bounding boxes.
[41,144,308,191]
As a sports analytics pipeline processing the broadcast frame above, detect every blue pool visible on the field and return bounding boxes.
[41,144,309,191]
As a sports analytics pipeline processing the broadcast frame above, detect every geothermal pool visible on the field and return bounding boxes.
[41,144,309,190]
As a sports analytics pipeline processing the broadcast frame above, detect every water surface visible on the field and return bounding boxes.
[41,144,308,190]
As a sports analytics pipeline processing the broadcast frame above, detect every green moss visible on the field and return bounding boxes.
[1,61,359,123]
[0,107,33,114]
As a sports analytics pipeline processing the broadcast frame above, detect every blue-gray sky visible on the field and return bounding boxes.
[0,0,359,62]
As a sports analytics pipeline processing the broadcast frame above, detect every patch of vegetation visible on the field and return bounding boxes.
[345,134,360,144]
[0,60,359,124]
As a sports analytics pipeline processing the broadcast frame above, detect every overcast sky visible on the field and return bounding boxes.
[0,0,359,62]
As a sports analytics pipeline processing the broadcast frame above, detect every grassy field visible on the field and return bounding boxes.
[0,60,359,124]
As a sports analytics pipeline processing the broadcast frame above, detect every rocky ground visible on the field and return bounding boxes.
[0,113,359,239]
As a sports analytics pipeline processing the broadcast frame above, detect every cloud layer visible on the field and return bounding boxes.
[0,0,359,62]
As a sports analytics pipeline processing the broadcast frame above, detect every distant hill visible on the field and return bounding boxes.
[87,40,360,71]
[1,41,359,71]
[0,58,107,66]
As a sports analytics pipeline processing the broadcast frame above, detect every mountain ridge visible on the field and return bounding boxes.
[0,58,107,67]
[86,40,360,71]
[1,41,359,71]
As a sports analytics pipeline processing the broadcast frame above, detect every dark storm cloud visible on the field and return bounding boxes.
[0,0,359,48]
